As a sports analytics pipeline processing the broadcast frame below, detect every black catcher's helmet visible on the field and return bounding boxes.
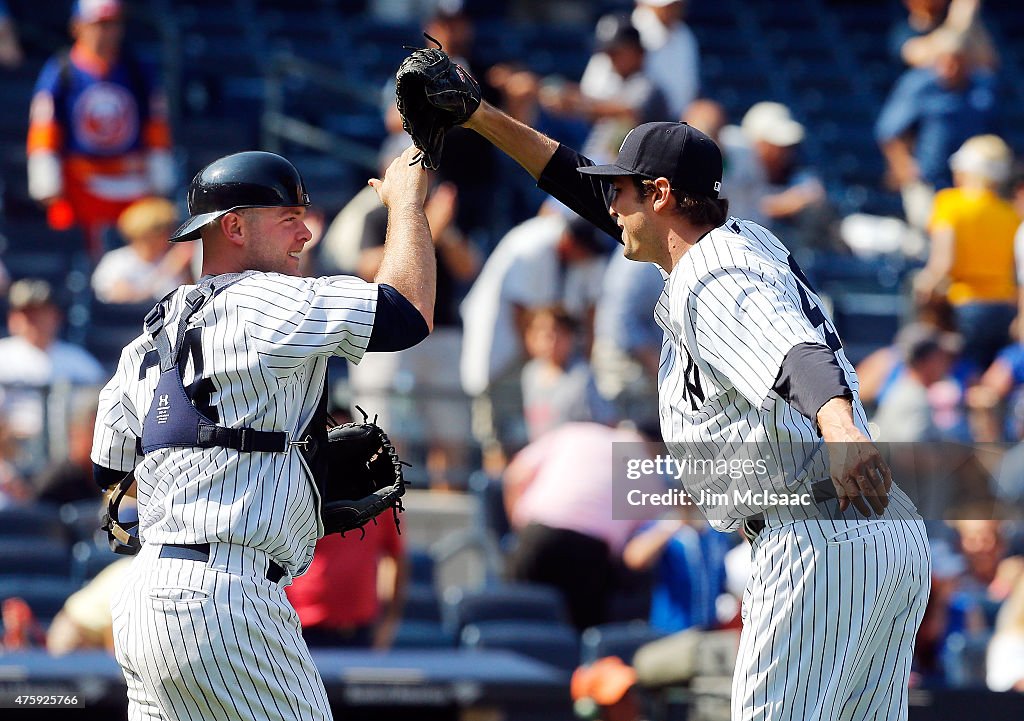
[169,151,311,242]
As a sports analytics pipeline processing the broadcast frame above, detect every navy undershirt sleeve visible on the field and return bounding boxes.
[367,284,430,352]
[773,342,852,428]
[94,463,129,491]
[537,144,623,244]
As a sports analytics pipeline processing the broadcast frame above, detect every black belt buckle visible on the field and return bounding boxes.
[238,427,254,452]
[159,543,286,583]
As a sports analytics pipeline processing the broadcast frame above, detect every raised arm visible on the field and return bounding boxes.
[369,146,437,331]
[462,101,559,180]
[463,102,621,241]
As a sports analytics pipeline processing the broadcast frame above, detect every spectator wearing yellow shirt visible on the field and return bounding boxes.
[46,558,132,655]
[914,135,1020,373]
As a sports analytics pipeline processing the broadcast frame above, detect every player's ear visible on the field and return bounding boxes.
[650,177,675,213]
[217,211,247,247]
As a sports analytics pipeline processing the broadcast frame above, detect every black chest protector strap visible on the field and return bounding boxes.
[140,272,287,455]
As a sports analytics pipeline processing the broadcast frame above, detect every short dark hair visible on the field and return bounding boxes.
[632,177,729,227]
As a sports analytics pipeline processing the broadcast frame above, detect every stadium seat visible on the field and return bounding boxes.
[0,504,71,543]
[392,620,455,649]
[460,620,580,672]
[0,218,85,258]
[82,299,153,372]
[467,470,512,549]
[71,540,121,584]
[687,0,738,27]
[60,499,105,543]
[408,547,436,587]
[443,583,570,634]
[2,251,74,289]
[580,621,666,665]
[0,577,82,624]
[403,584,443,624]
[0,538,73,579]
[827,287,906,365]
[942,631,992,689]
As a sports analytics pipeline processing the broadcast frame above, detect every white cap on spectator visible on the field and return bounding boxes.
[741,101,805,147]
[72,0,122,24]
[949,134,1013,184]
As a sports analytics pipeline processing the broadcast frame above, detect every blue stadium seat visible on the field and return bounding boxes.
[392,620,455,649]
[82,299,152,372]
[757,12,820,34]
[443,583,569,634]
[0,577,82,624]
[942,631,992,689]
[687,0,738,27]
[461,621,580,672]
[473,19,525,67]
[0,538,73,579]
[766,29,833,57]
[827,286,905,365]
[831,3,899,33]
[580,621,666,665]
[842,186,904,219]
[71,540,121,584]
[60,499,105,543]
[408,547,436,587]
[467,470,512,549]
[0,504,70,543]
[174,118,259,169]
[403,584,442,624]
[2,251,74,289]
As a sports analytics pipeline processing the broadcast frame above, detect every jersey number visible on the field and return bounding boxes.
[680,347,705,412]
[787,256,842,353]
[139,328,219,421]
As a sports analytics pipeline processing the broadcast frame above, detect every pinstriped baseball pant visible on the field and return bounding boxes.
[111,542,331,721]
[732,518,930,721]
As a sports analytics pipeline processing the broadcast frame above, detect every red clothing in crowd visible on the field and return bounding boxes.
[286,518,403,630]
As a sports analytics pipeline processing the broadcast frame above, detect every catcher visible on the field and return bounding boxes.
[91,146,433,721]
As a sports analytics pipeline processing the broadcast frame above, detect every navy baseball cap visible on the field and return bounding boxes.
[578,122,723,198]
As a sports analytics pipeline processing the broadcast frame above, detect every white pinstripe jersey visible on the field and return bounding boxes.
[90,273,378,575]
[656,218,881,530]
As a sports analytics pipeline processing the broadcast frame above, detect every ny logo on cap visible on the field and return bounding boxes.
[714,181,722,192]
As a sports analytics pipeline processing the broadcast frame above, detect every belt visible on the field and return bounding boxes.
[158,543,286,584]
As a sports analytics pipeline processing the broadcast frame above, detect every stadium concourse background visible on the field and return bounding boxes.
[2,0,1024,720]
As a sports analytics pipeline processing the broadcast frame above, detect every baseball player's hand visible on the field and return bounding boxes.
[818,397,891,517]
[369,146,429,209]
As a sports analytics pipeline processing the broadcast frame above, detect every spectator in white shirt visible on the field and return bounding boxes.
[91,197,192,304]
[581,0,699,120]
[460,214,611,465]
[0,279,104,444]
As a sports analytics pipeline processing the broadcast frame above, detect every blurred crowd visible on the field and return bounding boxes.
[0,0,1023,698]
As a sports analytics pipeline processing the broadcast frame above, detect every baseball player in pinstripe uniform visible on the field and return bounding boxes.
[91,146,434,721]
[455,98,931,719]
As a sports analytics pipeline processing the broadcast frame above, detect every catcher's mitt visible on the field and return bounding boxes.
[319,408,407,537]
[395,33,481,170]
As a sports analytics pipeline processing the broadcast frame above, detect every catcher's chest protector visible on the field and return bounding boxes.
[140,272,290,456]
